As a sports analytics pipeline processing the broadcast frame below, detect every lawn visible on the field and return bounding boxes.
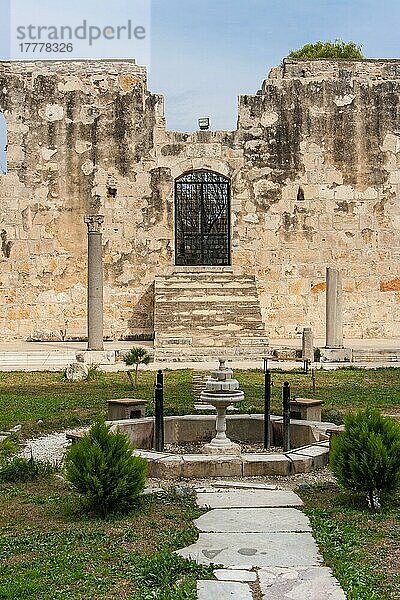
[0,367,400,598]
[0,476,214,599]
[298,483,400,600]
[0,367,399,437]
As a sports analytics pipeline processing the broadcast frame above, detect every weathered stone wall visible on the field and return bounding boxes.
[236,59,400,338]
[0,58,399,341]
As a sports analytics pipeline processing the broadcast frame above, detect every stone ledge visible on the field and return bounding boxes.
[136,442,329,479]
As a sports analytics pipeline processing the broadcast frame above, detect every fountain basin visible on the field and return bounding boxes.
[97,414,335,479]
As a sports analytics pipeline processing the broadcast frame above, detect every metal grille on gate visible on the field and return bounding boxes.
[175,170,230,266]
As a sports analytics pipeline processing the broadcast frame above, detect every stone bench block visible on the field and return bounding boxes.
[180,455,242,478]
[148,455,183,479]
[290,397,323,421]
[289,444,330,469]
[285,453,314,474]
[107,398,147,420]
[242,453,291,476]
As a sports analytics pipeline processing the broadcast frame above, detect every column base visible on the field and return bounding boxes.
[76,350,116,365]
[320,348,352,363]
[202,441,241,455]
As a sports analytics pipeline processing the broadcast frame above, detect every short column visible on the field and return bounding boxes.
[326,267,343,348]
[302,327,314,362]
[84,214,104,351]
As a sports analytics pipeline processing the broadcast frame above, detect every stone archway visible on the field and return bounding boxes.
[175,170,231,266]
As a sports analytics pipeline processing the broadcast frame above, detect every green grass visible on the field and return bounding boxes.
[0,368,399,438]
[0,476,214,599]
[236,367,400,415]
[298,483,400,600]
[0,370,194,437]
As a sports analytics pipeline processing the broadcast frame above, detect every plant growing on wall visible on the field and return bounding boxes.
[289,40,364,59]
[330,408,400,510]
[123,347,151,390]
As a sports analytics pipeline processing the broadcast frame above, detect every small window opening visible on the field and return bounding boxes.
[297,186,305,201]
[107,186,117,198]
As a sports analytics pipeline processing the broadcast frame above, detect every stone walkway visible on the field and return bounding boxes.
[177,482,346,599]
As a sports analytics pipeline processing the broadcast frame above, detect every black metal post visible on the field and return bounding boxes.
[311,368,316,393]
[154,383,164,452]
[282,381,291,452]
[156,369,164,388]
[264,358,271,449]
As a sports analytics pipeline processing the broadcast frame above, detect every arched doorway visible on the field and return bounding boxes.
[175,170,230,266]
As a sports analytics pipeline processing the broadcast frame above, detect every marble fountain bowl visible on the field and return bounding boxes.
[106,414,332,479]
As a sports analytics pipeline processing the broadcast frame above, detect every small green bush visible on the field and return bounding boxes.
[64,417,147,516]
[330,408,400,509]
[0,437,19,461]
[289,40,364,59]
[85,364,106,382]
[0,455,56,483]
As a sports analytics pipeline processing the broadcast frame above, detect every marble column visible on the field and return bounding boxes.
[326,267,343,348]
[302,327,314,362]
[84,215,104,351]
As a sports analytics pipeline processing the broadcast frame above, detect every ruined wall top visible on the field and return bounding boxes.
[265,58,400,88]
[0,59,147,79]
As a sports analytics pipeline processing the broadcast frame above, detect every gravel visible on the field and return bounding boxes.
[19,429,87,465]
[165,441,284,455]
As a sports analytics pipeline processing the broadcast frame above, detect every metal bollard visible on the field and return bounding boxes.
[263,358,271,449]
[156,369,164,388]
[282,381,291,453]
[154,382,164,452]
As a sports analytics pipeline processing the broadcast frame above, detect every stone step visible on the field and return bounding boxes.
[195,508,311,533]
[259,566,346,599]
[352,348,400,362]
[178,531,321,568]
[154,272,268,362]
[197,580,253,599]
[196,490,303,509]
[154,346,268,362]
[0,351,76,372]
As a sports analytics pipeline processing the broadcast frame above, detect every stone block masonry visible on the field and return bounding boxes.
[0,58,399,342]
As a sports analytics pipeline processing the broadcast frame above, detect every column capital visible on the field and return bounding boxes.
[84,214,104,234]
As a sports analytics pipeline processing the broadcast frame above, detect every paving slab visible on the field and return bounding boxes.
[196,489,303,509]
[214,569,257,582]
[289,445,329,468]
[178,532,321,568]
[197,580,253,599]
[259,566,346,599]
[210,481,278,490]
[195,508,311,533]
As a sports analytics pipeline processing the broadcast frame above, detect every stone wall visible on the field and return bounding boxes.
[0,58,399,341]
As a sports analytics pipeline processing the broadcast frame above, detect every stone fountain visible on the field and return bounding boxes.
[201,359,244,455]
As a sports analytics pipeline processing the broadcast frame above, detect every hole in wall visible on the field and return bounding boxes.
[107,186,117,198]
[297,186,305,201]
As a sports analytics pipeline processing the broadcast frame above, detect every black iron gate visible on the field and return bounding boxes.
[175,170,230,266]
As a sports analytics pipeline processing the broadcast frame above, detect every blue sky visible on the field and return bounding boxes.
[1,0,400,171]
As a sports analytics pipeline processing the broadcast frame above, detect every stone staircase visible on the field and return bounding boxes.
[352,348,400,363]
[154,271,268,361]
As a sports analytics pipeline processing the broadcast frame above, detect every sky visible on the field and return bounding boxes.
[1,0,400,171]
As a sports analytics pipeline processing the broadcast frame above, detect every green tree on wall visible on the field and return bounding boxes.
[289,40,364,59]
